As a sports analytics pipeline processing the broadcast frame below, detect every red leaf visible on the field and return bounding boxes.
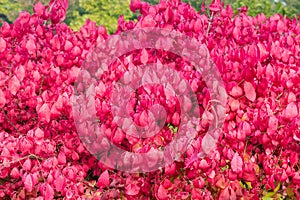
[293,172,300,185]
[58,152,66,165]
[164,163,176,175]
[231,153,243,173]
[265,64,274,80]
[209,0,221,12]
[244,81,256,102]
[290,151,298,167]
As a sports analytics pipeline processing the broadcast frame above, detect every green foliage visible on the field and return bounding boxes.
[282,0,300,18]
[0,0,48,24]
[225,0,293,18]
[0,0,299,31]
[66,0,137,33]
[146,0,296,18]
[0,0,136,33]
[0,0,20,23]
[146,0,210,10]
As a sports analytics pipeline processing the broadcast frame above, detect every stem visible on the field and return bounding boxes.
[39,76,45,96]
[206,12,215,37]
[0,154,44,167]
[1,108,20,134]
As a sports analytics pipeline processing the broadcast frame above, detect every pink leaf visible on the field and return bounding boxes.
[267,116,278,133]
[283,102,298,119]
[40,183,54,199]
[0,89,6,108]
[126,183,140,196]
[139,110,149,126]
[64,40,73,51]
[24,174,34,192]
[33,2,45,17]
[202,134,216,154]
[15,65,26,82]
[26,39,37,55]
[8,75,21,95]
[60,0,69,10]
[38,103,51,123]
[10,167,20,179]
[244,81,256,102]
[142,15,156,28]
[194,19,202,33]
[0,37,6,53]
[198,159,210,170]
[58,152,66,165]
[97,170,110,188]
[294,131,300,142]
[230,85,243,97]
[266,64,274,80]
[230,99,240,111]
[277,20,285,33]
[140,48,148,64]
[157,184,168,200]
[34,128,44,139]
[231,153,243,173]
[54,175,65,192]
[23,159,32,171]
[113,128,125,144]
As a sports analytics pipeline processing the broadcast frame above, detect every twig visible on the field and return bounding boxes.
[206,12,215,37]
[1,108,20,134]
[39,76,45,96]
[1,154,45,167]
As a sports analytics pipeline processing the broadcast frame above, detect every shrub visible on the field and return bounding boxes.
[0,0,299,199]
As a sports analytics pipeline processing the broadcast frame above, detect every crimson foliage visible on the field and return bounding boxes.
[0,0,299,199]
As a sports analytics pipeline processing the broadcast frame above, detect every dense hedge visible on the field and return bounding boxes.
[0,0,299,199]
